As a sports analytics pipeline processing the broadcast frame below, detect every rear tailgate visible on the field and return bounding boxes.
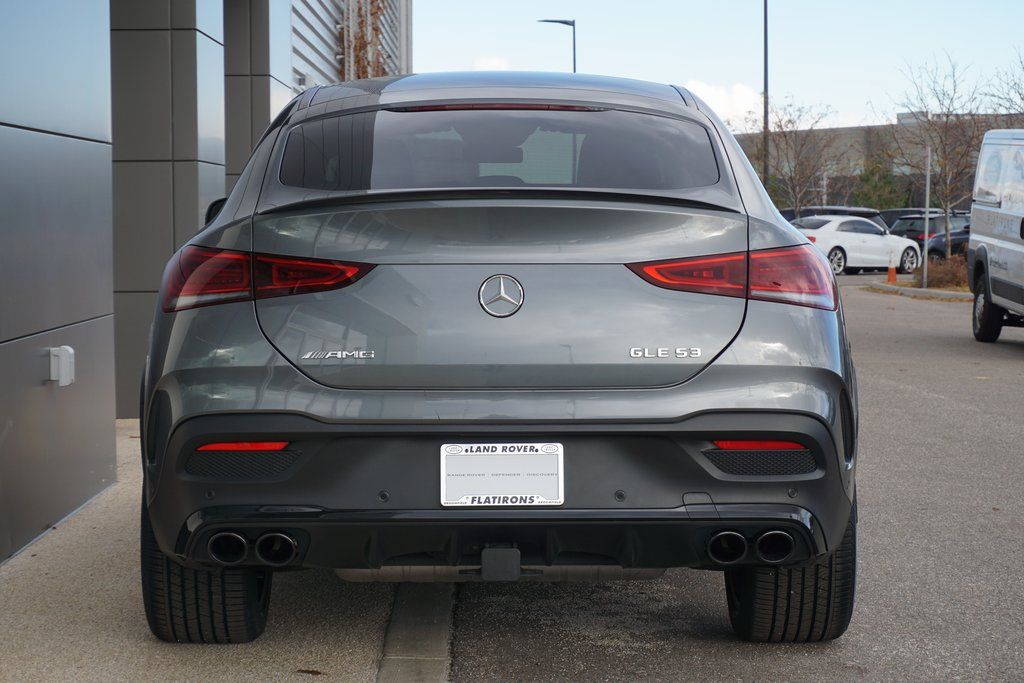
[252,200,747,389]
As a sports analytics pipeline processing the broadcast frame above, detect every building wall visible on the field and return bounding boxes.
[224,0,296,189]
[0,0,116,561]
[292,0,345,89]
[111,0,226,417]
[115,0,412,417]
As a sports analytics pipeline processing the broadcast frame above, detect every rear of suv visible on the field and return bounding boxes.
[140,72,858,644]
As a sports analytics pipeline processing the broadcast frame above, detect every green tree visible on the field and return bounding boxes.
[851,162,909,209]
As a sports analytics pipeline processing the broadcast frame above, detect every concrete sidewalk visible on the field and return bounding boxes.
[0,421,395,682]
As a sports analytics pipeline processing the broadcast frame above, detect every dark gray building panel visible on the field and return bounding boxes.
[171,29,226,164]
[113,162,175,292]
[112,1,226,417]
[111,30,173,161]
[0,0,111,142]
[0,317,116,557]
[0,125,113,344]
[114,292,156,418]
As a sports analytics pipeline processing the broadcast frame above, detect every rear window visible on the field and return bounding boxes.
[892,218,921,232]
[791,217,829,229]
[279,107,720,194]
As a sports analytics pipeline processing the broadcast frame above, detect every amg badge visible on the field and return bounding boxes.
[300,350,374,361]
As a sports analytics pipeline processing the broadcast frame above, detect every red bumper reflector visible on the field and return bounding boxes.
[197,441,289,452]
[712,440,805,451]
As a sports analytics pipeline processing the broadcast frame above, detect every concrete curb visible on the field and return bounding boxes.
[866,282,973,301]
[376,583,455,682]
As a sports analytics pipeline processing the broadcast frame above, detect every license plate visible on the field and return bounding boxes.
[440,442,564,507]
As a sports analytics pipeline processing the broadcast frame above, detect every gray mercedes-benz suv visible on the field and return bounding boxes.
[140,72,857,644]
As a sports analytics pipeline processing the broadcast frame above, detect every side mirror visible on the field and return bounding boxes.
[204,197,227,226]
[963,224,970,233]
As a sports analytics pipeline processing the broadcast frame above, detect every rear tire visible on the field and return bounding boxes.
[972,276,1004,343]
[827,248,847,275]
[140,497,272,643]
[724,513,856,642]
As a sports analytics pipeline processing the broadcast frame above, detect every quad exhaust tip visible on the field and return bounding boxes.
[254,532,299,567]
[754,530,795,563]
[707,530,748,565]
[207,531,248,565]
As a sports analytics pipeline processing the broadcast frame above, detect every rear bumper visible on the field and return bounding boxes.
[146,411,855,571]
[181,503,829,571]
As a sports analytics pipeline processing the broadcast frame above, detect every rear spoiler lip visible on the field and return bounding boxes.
[256,188,744,217]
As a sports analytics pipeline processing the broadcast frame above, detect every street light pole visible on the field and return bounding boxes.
[923,144,931,289]
[762,0,769,185]
[539,19,576,73]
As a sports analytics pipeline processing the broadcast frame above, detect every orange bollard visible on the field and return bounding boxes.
[887,264,897,283]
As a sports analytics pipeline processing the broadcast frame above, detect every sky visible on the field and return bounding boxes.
[412,0,1024,129]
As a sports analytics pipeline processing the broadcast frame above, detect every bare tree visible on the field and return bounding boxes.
[339,0,387,81]
[890,57,991,257]
[739,101,847,217]
[989,49,1024,126]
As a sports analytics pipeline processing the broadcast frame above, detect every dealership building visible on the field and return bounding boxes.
[0,0,412,562]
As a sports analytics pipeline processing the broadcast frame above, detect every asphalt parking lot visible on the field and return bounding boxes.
[1,277,1022,682]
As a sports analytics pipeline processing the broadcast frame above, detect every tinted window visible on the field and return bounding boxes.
[279,108,720,194]
[839,220,882,235]
[860,221,885,236]
[791,217,829,229]
[948,216,970,231]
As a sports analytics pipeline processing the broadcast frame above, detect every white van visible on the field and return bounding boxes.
[968,130,1024,342]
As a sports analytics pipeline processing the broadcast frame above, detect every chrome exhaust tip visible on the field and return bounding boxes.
[707,531,748,565]
[254,532,298,567]
[755,530,795,563]
[207,531,249,565]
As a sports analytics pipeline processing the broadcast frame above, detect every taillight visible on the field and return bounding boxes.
[389,103,606,112]
[162,246,373,312]
[749,244,835,310]
[627,252,746,298]
[806,235,816,243]
[253,254,366,299]
[627,244,835,310]
[163,247,251,312]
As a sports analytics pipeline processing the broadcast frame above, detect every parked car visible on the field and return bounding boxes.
[793,215,920,274]
[879,207,943,228]
[967,129,1024,342]
[890,214,970,246]
[780,205,887,229]
[925,224,970,260]
[139,72,858,644]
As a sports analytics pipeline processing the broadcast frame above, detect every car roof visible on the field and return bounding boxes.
[791,205,881,214]
[894,213,966,220]
[794,214,868,223]
[983,129,1024,142]
[290,72,695,119]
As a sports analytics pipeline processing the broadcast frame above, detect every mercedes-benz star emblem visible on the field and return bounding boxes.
[479,274,524,318]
